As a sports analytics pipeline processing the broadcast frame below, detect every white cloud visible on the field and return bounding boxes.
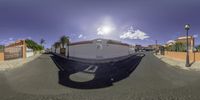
[193,34,198,38]
[0,38,15,45]
[120,27,149,40]
[0,37,32,45]
[0,40,7,45]
[77,34,87,39]
[97,27,105,35]
[9,37,13,41]
[167,40,176,44]
[78,34,83,38]
[97,25,115,36]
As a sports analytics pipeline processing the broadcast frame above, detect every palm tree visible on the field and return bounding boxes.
[54,42,60,53]
[60,36,70,58]
[196,45,200,51]
[60,36,69,48]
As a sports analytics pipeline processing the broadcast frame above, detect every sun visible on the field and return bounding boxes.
[97,25,114,35]
[102,26,112,34]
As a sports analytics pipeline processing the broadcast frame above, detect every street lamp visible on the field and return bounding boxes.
[67,38,70,59]
[184,24,190,67]
[155,40,157,55]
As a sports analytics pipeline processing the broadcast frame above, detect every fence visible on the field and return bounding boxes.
[0,40,27,61]
[4,46,23,60]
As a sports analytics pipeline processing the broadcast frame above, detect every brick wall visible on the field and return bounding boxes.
[164,51,200,62]
[0,52,4,61]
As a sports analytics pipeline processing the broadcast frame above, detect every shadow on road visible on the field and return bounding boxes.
[51,54,144,89]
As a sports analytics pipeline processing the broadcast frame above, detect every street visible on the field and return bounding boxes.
[1,52,200,100]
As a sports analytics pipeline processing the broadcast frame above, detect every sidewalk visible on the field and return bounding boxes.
[155,54,200,71]
[0,54,41,71]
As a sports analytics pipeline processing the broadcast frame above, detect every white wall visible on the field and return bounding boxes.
[26,52,34,57]
[51,47,56,53]
[66,42,134,59]
[26,48,34,58]
[69,43,98,59]
[56,48,60,54]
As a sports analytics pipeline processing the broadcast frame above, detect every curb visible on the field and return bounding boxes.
[154,54,200,71]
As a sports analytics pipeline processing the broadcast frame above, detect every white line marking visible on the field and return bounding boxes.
[84,65,98,73]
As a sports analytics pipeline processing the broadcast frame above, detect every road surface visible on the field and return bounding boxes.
[1,52,200,100]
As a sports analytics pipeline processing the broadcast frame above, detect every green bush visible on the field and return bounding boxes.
[25,39,44,51]
[165,42,186,52]
[0,45,4,52]
[196,45,200,51]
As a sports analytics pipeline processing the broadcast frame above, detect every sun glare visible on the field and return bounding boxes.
[97,25,114,35]
[102,26,112,34]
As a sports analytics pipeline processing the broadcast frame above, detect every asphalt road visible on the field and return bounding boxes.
[1,52,200,100]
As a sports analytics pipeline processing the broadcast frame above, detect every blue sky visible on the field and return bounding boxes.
[0,0,200,48]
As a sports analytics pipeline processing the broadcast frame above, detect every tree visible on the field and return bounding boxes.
[0,45,4,52]
[60,36,69,48]
[60,36,70,57]
[165,42,186,52]
[25,39,44,51]
[196,45,200,51]
[174,42,186,52]
[54,42,60,53]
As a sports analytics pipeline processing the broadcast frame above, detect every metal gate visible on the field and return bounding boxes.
[4,46,23,60]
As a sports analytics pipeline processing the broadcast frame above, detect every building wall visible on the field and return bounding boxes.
[175,36,195,51]
[26,48,34,58]
[67,43,133,59]
[56,48,60,54]
[51,47,56,53]
[0,52,4,61]
[164,51,200,62]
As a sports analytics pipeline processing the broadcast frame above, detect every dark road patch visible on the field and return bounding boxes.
[51,54,144,89]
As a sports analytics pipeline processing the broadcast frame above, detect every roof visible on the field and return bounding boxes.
[6,40,24,48]
[107,40,129,46]
[70,40,93,46]
[69,39,130,46]
[177,36,193,40]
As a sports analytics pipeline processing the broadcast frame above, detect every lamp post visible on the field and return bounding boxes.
[67,42,70,59]
[185,24,190,67]
[155,40,157,55]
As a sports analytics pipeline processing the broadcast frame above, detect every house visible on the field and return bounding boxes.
[165,36,195,51]
[148,44,162,50]
[0,40,34,61]
[176,36,194,51]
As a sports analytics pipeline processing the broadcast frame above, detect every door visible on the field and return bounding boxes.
[96,39,103,59]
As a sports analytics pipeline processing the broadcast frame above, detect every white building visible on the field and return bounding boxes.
[52,38,135,59]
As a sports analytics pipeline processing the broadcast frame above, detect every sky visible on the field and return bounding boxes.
[0,0,200,48]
